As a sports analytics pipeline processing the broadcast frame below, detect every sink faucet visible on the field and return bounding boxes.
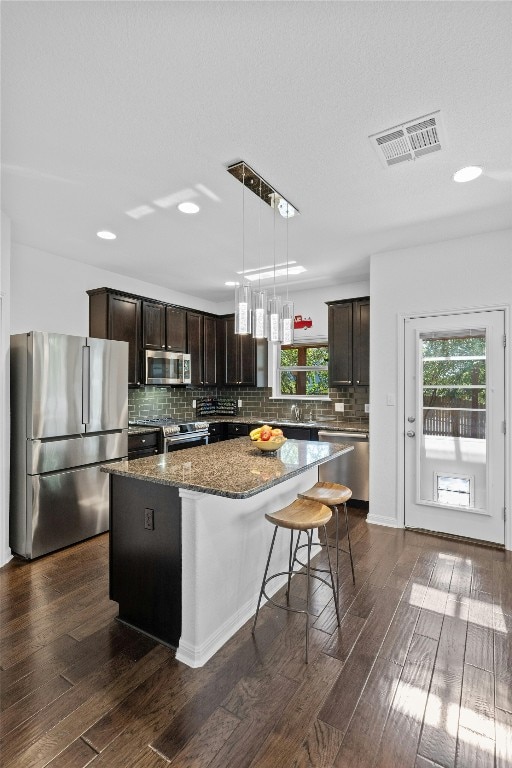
[291,404,302,422]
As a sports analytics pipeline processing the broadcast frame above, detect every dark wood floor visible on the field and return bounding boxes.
[1,510,511,768]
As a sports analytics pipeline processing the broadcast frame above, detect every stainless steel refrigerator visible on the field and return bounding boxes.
[10,332,128,559]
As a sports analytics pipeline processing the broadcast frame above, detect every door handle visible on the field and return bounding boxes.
[406,430,415,437]
[407,416,415,423]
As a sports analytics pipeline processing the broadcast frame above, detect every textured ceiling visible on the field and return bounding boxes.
[2,1,511,303]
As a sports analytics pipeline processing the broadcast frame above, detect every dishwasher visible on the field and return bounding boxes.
[318,431,369,503]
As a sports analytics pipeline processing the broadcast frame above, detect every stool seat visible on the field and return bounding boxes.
[299,481,352,507]
[265,498,332,531]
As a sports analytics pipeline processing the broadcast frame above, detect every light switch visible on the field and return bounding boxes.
[364,404,370,413]
[192,399,196,408]
[238,399,242,408]
[334,402,344,412]
[387,394,396,406]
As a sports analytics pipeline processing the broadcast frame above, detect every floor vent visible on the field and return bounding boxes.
[369,111,444,168]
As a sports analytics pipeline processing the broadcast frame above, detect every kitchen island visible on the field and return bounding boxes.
[103,437,352,667]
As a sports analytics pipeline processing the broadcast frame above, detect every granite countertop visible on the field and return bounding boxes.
[102,437,352,499]
[206,416,369,433]
[128,426,161,436]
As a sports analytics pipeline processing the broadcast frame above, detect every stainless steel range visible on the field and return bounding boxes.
[129,418,209,453]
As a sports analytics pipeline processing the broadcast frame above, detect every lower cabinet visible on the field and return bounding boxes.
[128,431,160,459]
[280,426,318,441]
[207,422,227,443]
[227,423,250,439]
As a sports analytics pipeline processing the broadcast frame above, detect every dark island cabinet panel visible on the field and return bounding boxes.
[88,288,142,387]
[109,476,181,647]
[327,296,369,387]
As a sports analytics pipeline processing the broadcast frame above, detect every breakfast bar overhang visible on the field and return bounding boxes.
[103,437,352,668]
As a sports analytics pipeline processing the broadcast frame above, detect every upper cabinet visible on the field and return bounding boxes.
[352,298,370,387]
[327,297,370,387]
[142,301,187,352]
[165,306,187,351]
[218,315,256,386]
[142,301,166,350]
[88,288,142,387]
[187,311,217,387]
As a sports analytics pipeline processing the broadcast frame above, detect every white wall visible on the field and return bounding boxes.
[1,213,12,566]
[369,228,512,549]
[10,243,222,336]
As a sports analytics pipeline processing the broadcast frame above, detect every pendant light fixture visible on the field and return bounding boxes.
[228,161,299,340]
[281,203,294,345]
[268,199,283,343]
[252,182,268,339]
[234,164,252,335]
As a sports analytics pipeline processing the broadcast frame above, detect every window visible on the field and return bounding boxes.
[277,343,329,397]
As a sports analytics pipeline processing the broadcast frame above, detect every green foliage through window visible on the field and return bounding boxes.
[279,345,329,396]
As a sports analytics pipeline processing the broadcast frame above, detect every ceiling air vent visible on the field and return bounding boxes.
[369,111,444,168]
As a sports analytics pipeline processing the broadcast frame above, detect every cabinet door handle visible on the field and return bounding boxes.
[141,438,146,443]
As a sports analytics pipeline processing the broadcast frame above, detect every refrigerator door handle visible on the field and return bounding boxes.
[82,345,90,426]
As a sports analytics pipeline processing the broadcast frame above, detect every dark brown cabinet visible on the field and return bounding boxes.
[352,298,370,387]
[327,297,369,387]
[187,312,217,386]
[88,288,142,387]
[218,315,256,386]
[128,430,160,459]
[165,306,187,351]
[142,302,187,352]
[142,301,166,350]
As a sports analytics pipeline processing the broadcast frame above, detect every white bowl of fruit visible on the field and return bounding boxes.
[250,425,287,452]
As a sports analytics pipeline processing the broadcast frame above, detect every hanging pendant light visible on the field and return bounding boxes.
[281,203,294,345]
[268,199,283,343]
[234,165,251,335]
[252,180,268,339]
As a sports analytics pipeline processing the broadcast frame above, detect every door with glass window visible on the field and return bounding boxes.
[404,311,505,544]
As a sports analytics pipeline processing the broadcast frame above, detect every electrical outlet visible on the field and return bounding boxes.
[144,508,154,530]
[334,402,344,412]
[238,399,242,408]
[364,403,370,414]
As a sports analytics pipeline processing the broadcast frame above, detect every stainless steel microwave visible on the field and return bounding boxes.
[145,350,191,385]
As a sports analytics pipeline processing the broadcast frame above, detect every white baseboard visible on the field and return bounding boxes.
[0,549,12,568]
[366,513,402,529]
[176,544,322,668]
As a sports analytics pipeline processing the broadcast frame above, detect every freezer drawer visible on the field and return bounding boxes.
[318,431,369,502]
[27,432,127,474]
[22,463,119,559]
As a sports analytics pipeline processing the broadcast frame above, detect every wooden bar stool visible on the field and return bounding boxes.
[296,482,355,603]
[252,497,341,663]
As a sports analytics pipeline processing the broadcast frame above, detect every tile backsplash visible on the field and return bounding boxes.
[129,385,369,425]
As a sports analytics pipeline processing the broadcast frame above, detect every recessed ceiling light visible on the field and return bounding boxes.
[225,281,239,286]
[245,266,306,281]
[96,230,117,240]
[237,261,296,275]
[453,166,483,183]
[178,202,200,214]
[125,205,155,219]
